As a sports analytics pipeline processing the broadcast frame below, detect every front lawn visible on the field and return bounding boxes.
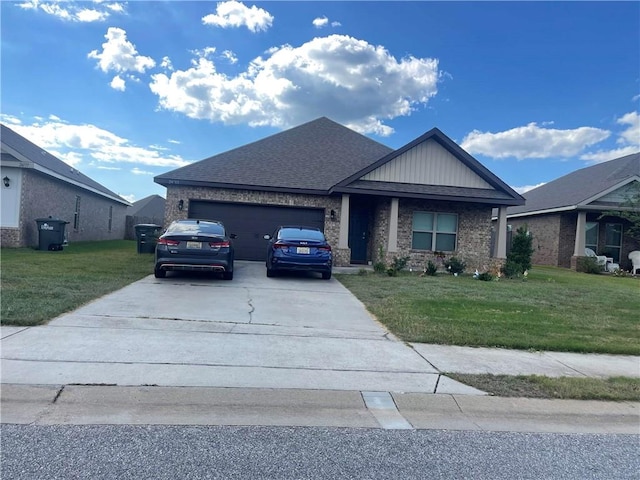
[336,267,640,355]
[1,241,154,326]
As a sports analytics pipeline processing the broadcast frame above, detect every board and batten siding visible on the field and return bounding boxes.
[361,139,493,189]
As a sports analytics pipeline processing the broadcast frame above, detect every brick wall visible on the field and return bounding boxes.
[3,170,128,248]
[371,198,495,272]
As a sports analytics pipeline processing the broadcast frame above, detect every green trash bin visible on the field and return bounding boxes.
[135,224,162,254]
[35,217,69,251]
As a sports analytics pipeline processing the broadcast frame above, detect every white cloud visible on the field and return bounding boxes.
[3,117,191,170]
[313,16,329,28]
[149,34,440,136]
[110,75,126,91]
[312,16,341,29]
[461,123,610,159]
[580,111,640,163]
[131,167,154,175]
[513,183,546,195]
[202,1,273,33]
[222,50,238,64]
[632,94,640,103]
[88,27,156,80]
[16,0,124,22]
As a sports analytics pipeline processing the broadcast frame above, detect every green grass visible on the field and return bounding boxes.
[2,247,638,400]
[447,374,640,401]
[336,267,640,355]
[1,241,154,326]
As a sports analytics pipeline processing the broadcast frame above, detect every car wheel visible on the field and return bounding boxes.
[322,271,332,280]
[223,270,233,280]
[266,267,276,278]
[154,267,166,278]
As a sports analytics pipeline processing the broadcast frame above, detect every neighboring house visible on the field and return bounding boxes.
[125,194,166,240]
[155,117,524,269]
[505,152,640,271]
[1,124,130,248]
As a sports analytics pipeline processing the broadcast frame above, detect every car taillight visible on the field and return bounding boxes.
[274,241,289,250]
[157,238,179,246]
[209,241,230,248]
[318,246,331,252]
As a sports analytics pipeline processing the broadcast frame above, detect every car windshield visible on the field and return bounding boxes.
[278,227,325,241]
[168,221,225,236]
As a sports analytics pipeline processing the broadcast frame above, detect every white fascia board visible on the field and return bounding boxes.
[506,205,577,219]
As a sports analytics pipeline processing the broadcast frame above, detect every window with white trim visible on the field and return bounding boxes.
[412,212,458,251]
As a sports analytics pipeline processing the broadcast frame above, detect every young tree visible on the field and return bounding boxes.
[507,225,534,274]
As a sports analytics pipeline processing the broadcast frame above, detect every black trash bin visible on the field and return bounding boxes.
[35,217,69,251]
[134,224,162,254]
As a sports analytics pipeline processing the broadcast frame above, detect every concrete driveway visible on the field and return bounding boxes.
[0,261,480,395]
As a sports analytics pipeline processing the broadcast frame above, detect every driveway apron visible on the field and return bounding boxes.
[1,262,479,394]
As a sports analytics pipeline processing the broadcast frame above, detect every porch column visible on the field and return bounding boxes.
[494,206,508,259]
[338,194,350,249]
[388,197,399,253]
[573,211,586,256]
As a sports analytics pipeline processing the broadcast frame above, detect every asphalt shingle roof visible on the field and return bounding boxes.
[508,152,640,215]
[155,117,393,193]
[1,124,128,203]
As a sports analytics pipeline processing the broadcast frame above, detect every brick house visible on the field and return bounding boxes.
[505,152,640,271]
[1,124,130,248]
[155,117,524,269]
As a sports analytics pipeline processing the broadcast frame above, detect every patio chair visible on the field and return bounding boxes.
[629,250,640,276]
[584,248,609,269]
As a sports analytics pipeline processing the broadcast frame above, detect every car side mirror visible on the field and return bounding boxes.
[230,233,237,239]
[263,234,272,240]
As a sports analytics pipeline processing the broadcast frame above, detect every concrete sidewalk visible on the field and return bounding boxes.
[1,261,639,432]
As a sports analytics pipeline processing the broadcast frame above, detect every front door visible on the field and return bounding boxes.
[349,203,369,264]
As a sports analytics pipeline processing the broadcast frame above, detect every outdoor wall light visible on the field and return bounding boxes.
[330,209,336,221]
[177,199,184,211]
[3,176,10,188]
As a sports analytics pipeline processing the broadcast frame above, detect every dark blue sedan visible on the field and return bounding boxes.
[154,219,235,280]
[264,226,332,279]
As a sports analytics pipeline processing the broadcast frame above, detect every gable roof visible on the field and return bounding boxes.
[507,152,640,217]
[128,194,166,218]
[1,124,129,205]
[154,117,393,194]
[335,127,524,206]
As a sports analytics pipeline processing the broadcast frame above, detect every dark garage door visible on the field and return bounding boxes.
[189,200,325,261]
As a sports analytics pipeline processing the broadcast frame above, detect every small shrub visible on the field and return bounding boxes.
[373,262,386,274]
[424,260,438,276]
[501,260,523,279]
[576,256,602,275]
[477,271,494,281]
[386,267,397,276]
[357,268,368,276]
[444,256,466,275]
[506,225,534,275]
[391,255,409,272]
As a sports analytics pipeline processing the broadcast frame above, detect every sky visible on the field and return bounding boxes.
[1,1,639,204]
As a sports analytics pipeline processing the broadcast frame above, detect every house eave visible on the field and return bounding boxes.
[156,178,330,197]
[334,185,524,206]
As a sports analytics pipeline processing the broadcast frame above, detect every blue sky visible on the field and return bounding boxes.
[1,1,639,203]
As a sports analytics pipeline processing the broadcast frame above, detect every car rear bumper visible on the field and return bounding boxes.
[155,257,233,273]
[270,259,332,273]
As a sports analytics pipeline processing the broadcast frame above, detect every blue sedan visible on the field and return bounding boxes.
[264,226,332,279]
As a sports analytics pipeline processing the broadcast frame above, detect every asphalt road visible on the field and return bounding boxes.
[2,424,637,480]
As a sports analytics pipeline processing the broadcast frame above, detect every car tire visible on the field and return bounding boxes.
[223,270,233,280]
[154,267,166,278]
[322,271,332,280]
[266,267,276,278]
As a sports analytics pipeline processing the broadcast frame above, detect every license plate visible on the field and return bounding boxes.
[296,247,310,254]
[186,241,201,249]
